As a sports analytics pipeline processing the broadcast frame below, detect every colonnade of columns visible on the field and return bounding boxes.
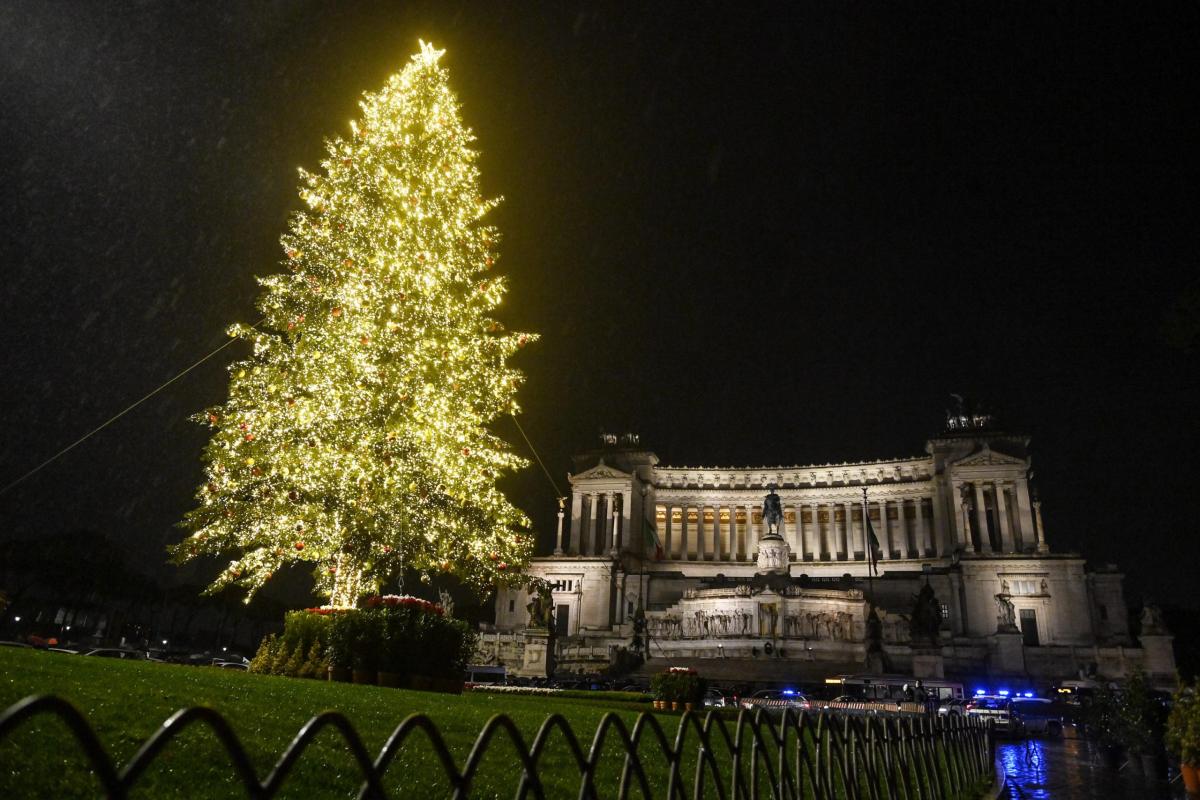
[954,479,1042,554]
[653,498,938,563]
[564,491,631,556]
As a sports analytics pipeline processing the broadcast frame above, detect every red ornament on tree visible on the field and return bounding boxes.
[294,541,305,551]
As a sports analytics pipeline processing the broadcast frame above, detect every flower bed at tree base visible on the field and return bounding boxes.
[251,596,474,691]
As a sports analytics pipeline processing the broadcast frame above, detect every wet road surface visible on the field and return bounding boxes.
[997,736,1185,799]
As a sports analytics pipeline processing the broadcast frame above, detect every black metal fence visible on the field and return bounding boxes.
[0,694,993,799]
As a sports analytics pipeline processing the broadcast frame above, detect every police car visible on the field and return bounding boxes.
[964,690,1024,736]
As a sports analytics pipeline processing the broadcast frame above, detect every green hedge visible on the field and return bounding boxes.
[250,601,476,681]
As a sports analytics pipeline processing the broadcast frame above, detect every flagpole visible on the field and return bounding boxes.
[862,486,876,605]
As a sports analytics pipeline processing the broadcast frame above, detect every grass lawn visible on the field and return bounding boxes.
[0,648,991,798]
[0,647,728,798]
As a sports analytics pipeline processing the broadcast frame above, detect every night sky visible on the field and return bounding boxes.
[1,3,1197,607]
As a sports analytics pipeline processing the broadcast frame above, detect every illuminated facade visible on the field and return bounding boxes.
[484,414,1175,685]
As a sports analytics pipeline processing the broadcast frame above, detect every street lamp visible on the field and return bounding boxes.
[12,616,19,623]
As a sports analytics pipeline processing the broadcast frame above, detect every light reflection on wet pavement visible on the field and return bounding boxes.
[997,736,1184,799]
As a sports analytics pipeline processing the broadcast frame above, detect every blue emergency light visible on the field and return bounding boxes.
[782,689,796,696]
[998,689,1009,696]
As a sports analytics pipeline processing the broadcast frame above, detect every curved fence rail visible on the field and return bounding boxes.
[0,694,993,799]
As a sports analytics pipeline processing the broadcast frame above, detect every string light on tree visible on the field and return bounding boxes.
[172,41,536,607]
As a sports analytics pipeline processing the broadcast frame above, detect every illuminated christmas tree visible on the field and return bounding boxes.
[173,42,536,607]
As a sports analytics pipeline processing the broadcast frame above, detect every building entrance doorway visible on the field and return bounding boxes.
[1019,608,1039,646]
[555,604,570,638]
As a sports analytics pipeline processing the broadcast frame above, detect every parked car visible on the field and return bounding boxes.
[1011,697,1062,737]
[80,648,149,660]
[965,695,1023,736]
[938,698,968,717]
[703,687,727,708]
[213,660,248,670]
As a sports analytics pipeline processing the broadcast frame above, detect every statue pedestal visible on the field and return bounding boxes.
[517,628,554,679]
[989,631,1025,677]
[911,646,945,680]
[755,533,792,576]
[1140,634,1176,682]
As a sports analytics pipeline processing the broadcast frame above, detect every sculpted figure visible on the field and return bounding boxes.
[525,582,554,630]
[762,487,784,536]
[995,593,1017,631]
[909,583,942,644]
[1140,602,1167,635]
[839,612,854,641]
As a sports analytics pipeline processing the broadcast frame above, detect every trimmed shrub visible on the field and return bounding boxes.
[256,596,475,684]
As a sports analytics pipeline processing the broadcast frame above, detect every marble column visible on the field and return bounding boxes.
[816,503,827,560]
[663,504,673,559]
[587,493,598,555]
[917,497,932,556]
[796,505,807,560]
[695,506,707,561]
[569,492,583,555]
[554,505,565,554]
[708,505,718,561]
[836,504,849,560]
[726,507,736,561]
[876,500,889,558]
[896,498,910,557]
[734,507,743,560]
[813,503,826,560]
[853,503,866,559]
[843,501,857,560]
[955,484,975,553]
[1034,500,1048,553]
[620,489,633,554]
[609,493,622,555]
[973,483,992,554]
[680,506,691,560]
[994,483,1014,553]
[1016,478,1036,550]
[748,507,759,557]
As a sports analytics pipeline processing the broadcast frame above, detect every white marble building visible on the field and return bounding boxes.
[485,415,1173,685]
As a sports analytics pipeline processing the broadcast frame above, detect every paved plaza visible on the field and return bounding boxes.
[997,736,1185,800]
